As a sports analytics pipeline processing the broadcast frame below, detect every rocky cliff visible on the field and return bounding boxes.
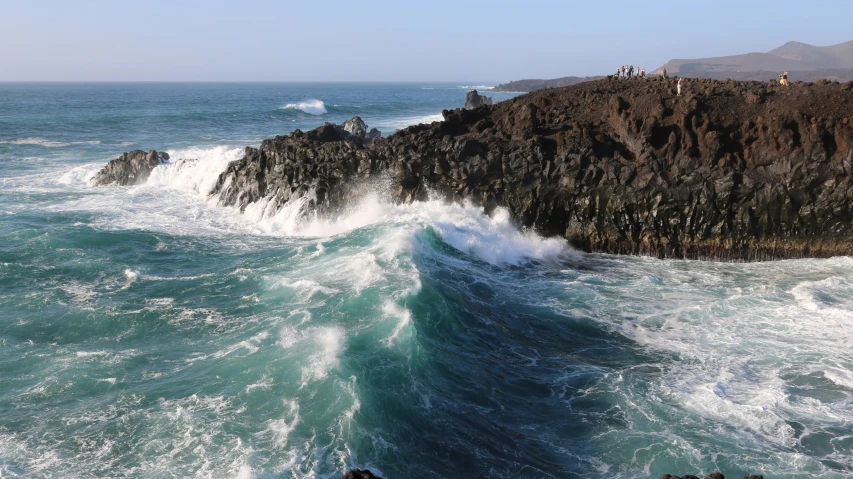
[95,78,853,261]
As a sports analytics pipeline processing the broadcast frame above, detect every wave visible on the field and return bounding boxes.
[243,192,572,266]
[280,99,327,115]
[0,138,102,148]
[377,113,444,132]
[458,85,495,90]
[0,137,69,147]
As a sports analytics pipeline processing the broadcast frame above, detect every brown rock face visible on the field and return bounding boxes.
[109,78,853,262]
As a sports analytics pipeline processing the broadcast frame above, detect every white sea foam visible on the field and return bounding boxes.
[458,85,495,90]
[0,138,102,147]
[147,145,243,196]
[245,192,571,265]
[276,325,345,386]
[124,269,138,282]
[589,256,853,461]
[381,301,412,346]
[378,113,444,132]
[0,137,69,147]
[281,99,327,115]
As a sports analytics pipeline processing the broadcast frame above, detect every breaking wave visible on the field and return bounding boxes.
[280,99,328,115]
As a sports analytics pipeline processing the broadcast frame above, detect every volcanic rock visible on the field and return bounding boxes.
[98,78,853,261]
[92,149,169,186]
[463,89,494,110]
[340,469,382,479]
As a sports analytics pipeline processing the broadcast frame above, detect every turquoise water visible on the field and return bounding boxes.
[1,83,852,478]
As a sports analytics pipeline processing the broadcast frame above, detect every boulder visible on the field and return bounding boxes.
[338,116,369,140]
[340,469,382,479]
[91,149,169,186]
[463,89,494,110]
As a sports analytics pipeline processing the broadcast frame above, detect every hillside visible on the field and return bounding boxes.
[491,75,605,92]
[656,39,853,74]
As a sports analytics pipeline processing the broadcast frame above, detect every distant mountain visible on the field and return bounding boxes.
[491,76,605,92]
[655,40,853,74]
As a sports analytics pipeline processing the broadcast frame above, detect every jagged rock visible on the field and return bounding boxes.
[705,473,725,479]
[338,116,368,140]
[464,89,494,110]
[340,469,382,479]
[91,149,169,186]
[98,78,853,261]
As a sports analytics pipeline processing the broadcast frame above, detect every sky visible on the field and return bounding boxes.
[2,0,852,82]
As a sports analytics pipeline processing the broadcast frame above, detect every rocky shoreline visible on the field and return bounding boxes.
[94,77,853,261]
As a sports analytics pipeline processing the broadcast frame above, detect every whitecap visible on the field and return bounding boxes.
[0,137,69,147]
[280,99,327,115]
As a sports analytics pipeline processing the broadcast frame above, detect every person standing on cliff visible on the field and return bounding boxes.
[781,71,789,86]
[663,68,668,79]
[677,77,684,96]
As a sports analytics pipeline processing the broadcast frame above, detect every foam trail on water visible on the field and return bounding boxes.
[281,99,327,115]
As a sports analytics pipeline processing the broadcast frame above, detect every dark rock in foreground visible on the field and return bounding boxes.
[340,469,382,479]
[92,149,169,186]
[463,89,493,109]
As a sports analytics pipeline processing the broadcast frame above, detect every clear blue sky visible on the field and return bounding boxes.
[2,0,852,82]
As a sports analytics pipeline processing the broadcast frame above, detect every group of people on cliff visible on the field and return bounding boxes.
[616,65,645,78]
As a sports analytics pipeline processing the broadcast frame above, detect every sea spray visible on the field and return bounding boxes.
[281,99,328,115]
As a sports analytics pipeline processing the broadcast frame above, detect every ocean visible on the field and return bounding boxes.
[1,82,851,479]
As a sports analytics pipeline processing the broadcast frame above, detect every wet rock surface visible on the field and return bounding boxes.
[99,77,853,261]
[92,149,169,186]
[340,469,383,479]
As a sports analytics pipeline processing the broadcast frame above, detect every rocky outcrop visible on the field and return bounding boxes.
[98,78,853,261]
[209,78,853,261]
[463,90,493,109]
[340,469,382,479]
[92,149,169,186]
[338,116,381,143]
[660,474,761,479]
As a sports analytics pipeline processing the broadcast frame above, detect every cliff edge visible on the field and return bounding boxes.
[96,78,853,261]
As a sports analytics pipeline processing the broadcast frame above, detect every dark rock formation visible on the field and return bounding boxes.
[463,90,493,109]
[98,77,853,261]
[208,79,853,261]
[338,116,381,142]
[340,469,382,479]
[92,149,169,186]
[492,75,606,92]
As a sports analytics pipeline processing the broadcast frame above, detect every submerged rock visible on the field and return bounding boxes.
[463,89,494,109]
[91,149,169,186]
